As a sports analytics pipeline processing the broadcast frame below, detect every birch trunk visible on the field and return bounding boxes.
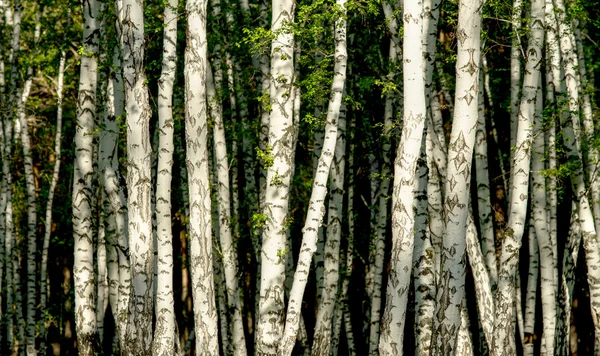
[185,0,220,350]
[493,0,544,351]
[379,0,427,353]
[39,47,65,354]
[14,9,43,354]
[73,0,102,352]
[431,0,482,351]
[256,0,297,349]
[312,90,346,356]
[413,135,435,354]
[532,78,556,354]
[99,43,130,346]
[207,61,248,355]
[475,71,497,287]
[1,68,15,356]
[509,0,523,172]
[153,0,179,352]
[523,224,538,356]
[278,2,346,351]
[118,0,155,348]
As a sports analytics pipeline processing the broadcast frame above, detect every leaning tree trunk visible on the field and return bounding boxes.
[278,1,346,352]
[207,60,248,356]
[493,0,544,352]
[73,0,102,353]
[152,0,179,352]
[378,0,427,352]
[184,0,220,351]
[431,0,482,352]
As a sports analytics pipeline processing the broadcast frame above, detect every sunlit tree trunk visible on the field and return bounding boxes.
[531,78,556,354]
[493,0,544,351]
[379,0,427,352]
[509,0,523,176]
[39,46,66,355]
[118,0,155,349]
[185,0,220,350]
[73,0,102,353]
[431,0,482,352]
[153,0,179,352]
[207,60,248,356]
[279,1,346,351]
[255,0,297,349]
[312,85,346,355]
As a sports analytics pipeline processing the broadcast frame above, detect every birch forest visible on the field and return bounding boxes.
[1,0,600,353]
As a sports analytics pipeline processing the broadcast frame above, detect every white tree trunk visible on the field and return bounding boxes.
[493,0,544,351]
[73,0,102,352]
[532,78,556,354]
[379,0,429,353]
[39,48,65,354]
[256,0,297,350]
[185,0,220,350]
[431,0,482,351]
[153,0,179,352]
[312,89,346,355]
[118,0,155,349]
[207,61,248,356]
[278,2,346,351]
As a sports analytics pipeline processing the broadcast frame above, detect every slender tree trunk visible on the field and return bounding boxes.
[207,60,248,356]
[118,0,155,349]
[39,47,65,355]
[509,0,523,175]
[493,0,544,351]
[185,0,220,350]
[256,0,297,349]
[531,78,556,354]
[153,0,179,352]
[431,0,482,351]
[312,87,347,356]
[73,0,102,353]
[278,2,346,351]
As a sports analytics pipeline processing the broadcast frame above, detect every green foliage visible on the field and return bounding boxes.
[256,144,274,169]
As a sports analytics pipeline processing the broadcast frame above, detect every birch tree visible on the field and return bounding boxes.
[118,0,155,349]
[279,0,347,351]
[73,0,102,353]
[431,0,483,351]
[256,0,297,349]
[153,0,179,352]
[493,0,544,351]
[379,0,427,352]
[185,0,220,351]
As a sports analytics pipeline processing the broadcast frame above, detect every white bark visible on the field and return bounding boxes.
[523,223,538,356]
[413,135,435,354]
[493,0,544,351]
[185,0,220,350]
[99,44,130,346]
[73,0,102,352]
[475,68,498,287]
[153,0,179,352]
[509,0,523,175]
[432,0,482,351]
[207,61,248,356]
[39,48,65,355]
[119,0,155,348]
[278,2,346,351]
[532,78,556,354]
[312,87,346,355]
[379,0,427,353]
[256,0,297,349]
